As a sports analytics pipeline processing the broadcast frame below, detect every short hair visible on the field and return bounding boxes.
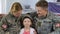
[36,0,48,8]
[10,2,22,13]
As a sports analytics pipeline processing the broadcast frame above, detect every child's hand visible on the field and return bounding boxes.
[2,24,7,29]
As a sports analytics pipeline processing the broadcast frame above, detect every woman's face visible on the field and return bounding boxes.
[13,10,22,17]
[23,18,32,27]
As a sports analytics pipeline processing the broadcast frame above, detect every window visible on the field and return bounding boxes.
[0,0,2,14]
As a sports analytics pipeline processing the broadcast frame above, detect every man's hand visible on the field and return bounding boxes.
[56,23,60,27]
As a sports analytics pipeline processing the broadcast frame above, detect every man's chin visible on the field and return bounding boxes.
[38,15,42,17]
[15,15,19,17]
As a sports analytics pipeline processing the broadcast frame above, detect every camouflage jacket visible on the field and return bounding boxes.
[50,28,60,34]
[0,13,22,34]
[29,11,59,34]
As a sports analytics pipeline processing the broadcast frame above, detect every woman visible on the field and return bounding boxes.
[0,2,22,34]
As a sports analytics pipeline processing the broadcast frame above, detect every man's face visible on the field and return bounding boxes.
[13,10,22,17]
[36,7,48,17]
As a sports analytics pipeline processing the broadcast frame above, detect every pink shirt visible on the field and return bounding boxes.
[19,28,35,34]
[23,31,30,34]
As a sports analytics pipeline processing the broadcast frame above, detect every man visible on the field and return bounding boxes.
[0,2,23,34]
[28,0,59,34]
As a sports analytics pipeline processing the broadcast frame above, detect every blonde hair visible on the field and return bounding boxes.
[10,2,22,13]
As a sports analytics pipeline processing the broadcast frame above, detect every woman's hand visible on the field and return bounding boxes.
[2,24,7,29]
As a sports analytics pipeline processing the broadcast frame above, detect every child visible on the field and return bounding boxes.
[19,15,37,34]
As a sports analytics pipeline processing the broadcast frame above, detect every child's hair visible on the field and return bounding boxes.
[21,15,35,29]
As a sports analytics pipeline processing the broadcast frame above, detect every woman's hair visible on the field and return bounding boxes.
[10,2,22,13]
[21,15,35,29]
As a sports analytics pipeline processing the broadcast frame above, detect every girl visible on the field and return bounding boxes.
[19,15,37,34]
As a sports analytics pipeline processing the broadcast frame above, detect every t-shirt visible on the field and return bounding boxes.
[23,30,30,34]
[19,28,35,34]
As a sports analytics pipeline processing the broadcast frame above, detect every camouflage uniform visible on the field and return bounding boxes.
[50,25,60,34]
[50,20,60,34]
[50,30,60,34]
[29,11,58,34]
[0,13,21,34]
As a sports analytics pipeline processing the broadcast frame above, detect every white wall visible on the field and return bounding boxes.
[1,0,57,14]
[6,0,38,14]
[46,0,57,2]
[1,0,6,14]
[0,0,2,14]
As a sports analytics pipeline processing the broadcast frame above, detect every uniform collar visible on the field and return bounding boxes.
[9,13,18,18]
[35,12,48,19]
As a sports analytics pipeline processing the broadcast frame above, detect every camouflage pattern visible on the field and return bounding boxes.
[0,13,21,34]
[34,16,53,34]
[49,20,60,34]
[50,31,60,34]
[29,11,59,34]
[49,22,60,34]
[52,24,60,34]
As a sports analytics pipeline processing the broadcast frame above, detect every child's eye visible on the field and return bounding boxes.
[28,21,30,22]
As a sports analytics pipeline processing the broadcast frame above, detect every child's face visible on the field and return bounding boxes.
[23,18,32,27]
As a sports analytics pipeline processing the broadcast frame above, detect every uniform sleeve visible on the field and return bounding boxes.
[48,32,55,34]
[51,13,60,32]
[0,16,8,30]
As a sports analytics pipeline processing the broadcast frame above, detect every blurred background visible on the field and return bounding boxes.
[0,0,60,16]
[0,0,59,14]
[0,0,60,21]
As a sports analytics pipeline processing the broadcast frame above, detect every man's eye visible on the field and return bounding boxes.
[24,21,26,22]
[38,10,40,12]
